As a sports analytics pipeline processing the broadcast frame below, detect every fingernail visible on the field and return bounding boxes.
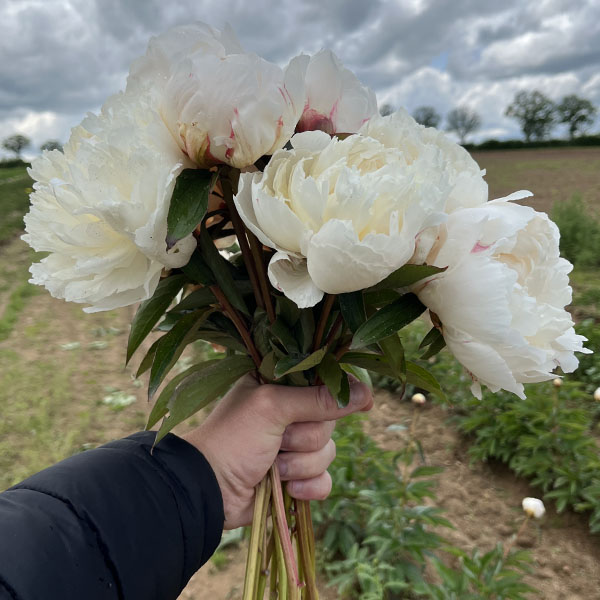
[349,380,366,404]
[289,480,303,495]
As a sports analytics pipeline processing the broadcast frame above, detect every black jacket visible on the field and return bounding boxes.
[0,432,224,599]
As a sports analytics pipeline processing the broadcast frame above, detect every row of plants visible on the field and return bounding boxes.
[311,413,537,599]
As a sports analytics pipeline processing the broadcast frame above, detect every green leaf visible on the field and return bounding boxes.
[270,318,300,354]
[276,296,301,326]
[421,331,446,359]
[362,288,400,309]
[318,353,351,407]
[340,351,395,377]
[170,287,216,313]
[419,326,442,350]
[135,338,160,377]
[259,351,277,381]
[148,308,213,399]
[181,251,214,285]
[297,310,315,354]
[199,227,249,315]
[274,347,328,379]
[154,355,254,444]
[340,364,372,388]
[166,169,215,248]
[350,293,426,349]
[195,329,246,353]
[406,361,446,400]
[369,264,445,292]
[379,333,406,385]
[339,291,366,333]
[126,274,188,363]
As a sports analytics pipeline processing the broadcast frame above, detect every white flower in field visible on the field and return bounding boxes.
[594,387,600,402]
[411,393,426,405]
[234,120,451,308]
[522,497,545,519]
[296,50,377,135]
[127,22,306,169]
[415,199,591,399]
[23,91,196,312]
[553,378,562,387]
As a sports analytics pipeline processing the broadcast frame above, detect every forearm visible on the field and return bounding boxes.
[0,432,224,600]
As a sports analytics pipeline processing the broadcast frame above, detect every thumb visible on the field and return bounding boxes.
[265,378,373,426]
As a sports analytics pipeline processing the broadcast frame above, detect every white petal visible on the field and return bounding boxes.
[268,252,324,308]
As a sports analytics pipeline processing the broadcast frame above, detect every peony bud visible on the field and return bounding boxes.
[594,387,600,402]
[553,378,562,388]
[411,393,426,405]
[522,497,545,519]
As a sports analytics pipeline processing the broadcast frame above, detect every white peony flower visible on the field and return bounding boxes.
[411,393,426,405]
[235,120,453,308]
[23,91,196,312]
[127,22,307,169]
[522,497,545,519]
[362,110,489,264]
[296,50,377,135]
[594,387,600,402]
[415,198,591,399]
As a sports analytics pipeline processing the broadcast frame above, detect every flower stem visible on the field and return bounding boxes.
[248,231,276,324]
[221,171,264,312]
[243,477,270,600]
[296,499,319,599]
[210,284,262,368]
[270,463,303,596]
[313,294,336,351]
[504,515,531,559]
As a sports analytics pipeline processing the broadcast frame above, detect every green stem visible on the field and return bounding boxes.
[296,500,319,600]
[270,464,302,596]
[243,477,270,600]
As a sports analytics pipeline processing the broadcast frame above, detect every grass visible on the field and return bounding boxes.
[0,165,32,243]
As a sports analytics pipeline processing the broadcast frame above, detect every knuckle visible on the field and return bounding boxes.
[253,385,276,413]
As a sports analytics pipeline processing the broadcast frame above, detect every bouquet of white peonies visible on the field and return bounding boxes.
[23,21,589,599]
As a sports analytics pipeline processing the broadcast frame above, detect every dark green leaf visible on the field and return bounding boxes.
[195,329,246,353]
[362,288,400,309]
[181,251,214,285]
[170,287,216,313]
[135,338,160,378]
[148,308,213,399]
[297,310,315,354]
[340,364,372,388]
[166,169,215,248]
[270,318,300,354]
[379,333,406,385]
[276,296,301,326]
[199,227,249,315]
[419,326,442,350]
[350,293,426,349]
[406,361,446,400]
[421,332,446,359]
[252,308,271,357]
[259,351,276,381]
[154,355,253,444]
[156,312,184,332]
[339,291,366,333]
[126,274,187,364]
[318,353,351,407]
[274,347,328,379]
[369,264,446,292]
[340,351,395,377]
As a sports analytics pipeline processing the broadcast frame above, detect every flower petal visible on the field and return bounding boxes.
[268,252,324,308]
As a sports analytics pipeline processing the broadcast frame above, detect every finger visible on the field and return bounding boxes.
[280,420,336,452]
[287,471,332,501]
[262,379,373,426]
[277,439,336,481]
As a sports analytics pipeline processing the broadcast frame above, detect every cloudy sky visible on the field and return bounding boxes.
[1,0,599,158]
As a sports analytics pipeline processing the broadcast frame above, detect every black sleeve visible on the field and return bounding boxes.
[0,431,224,600]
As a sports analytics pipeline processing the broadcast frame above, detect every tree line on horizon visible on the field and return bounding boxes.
[380,90,598,144]
[1,91,597,160]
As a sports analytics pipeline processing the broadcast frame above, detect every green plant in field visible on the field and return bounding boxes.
[415,545,535,600]
[313,414,536,599]
[551,194,600,268]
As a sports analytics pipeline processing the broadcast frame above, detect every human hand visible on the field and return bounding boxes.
[182,375,373,529]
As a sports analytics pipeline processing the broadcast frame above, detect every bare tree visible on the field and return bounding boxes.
[379,103,394,117]
[556,95,597,139]
[446,107,481,144]
[40,139,63,152]
[505,91,556,142]
[2,134,31,158]
[412,106,441,128]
